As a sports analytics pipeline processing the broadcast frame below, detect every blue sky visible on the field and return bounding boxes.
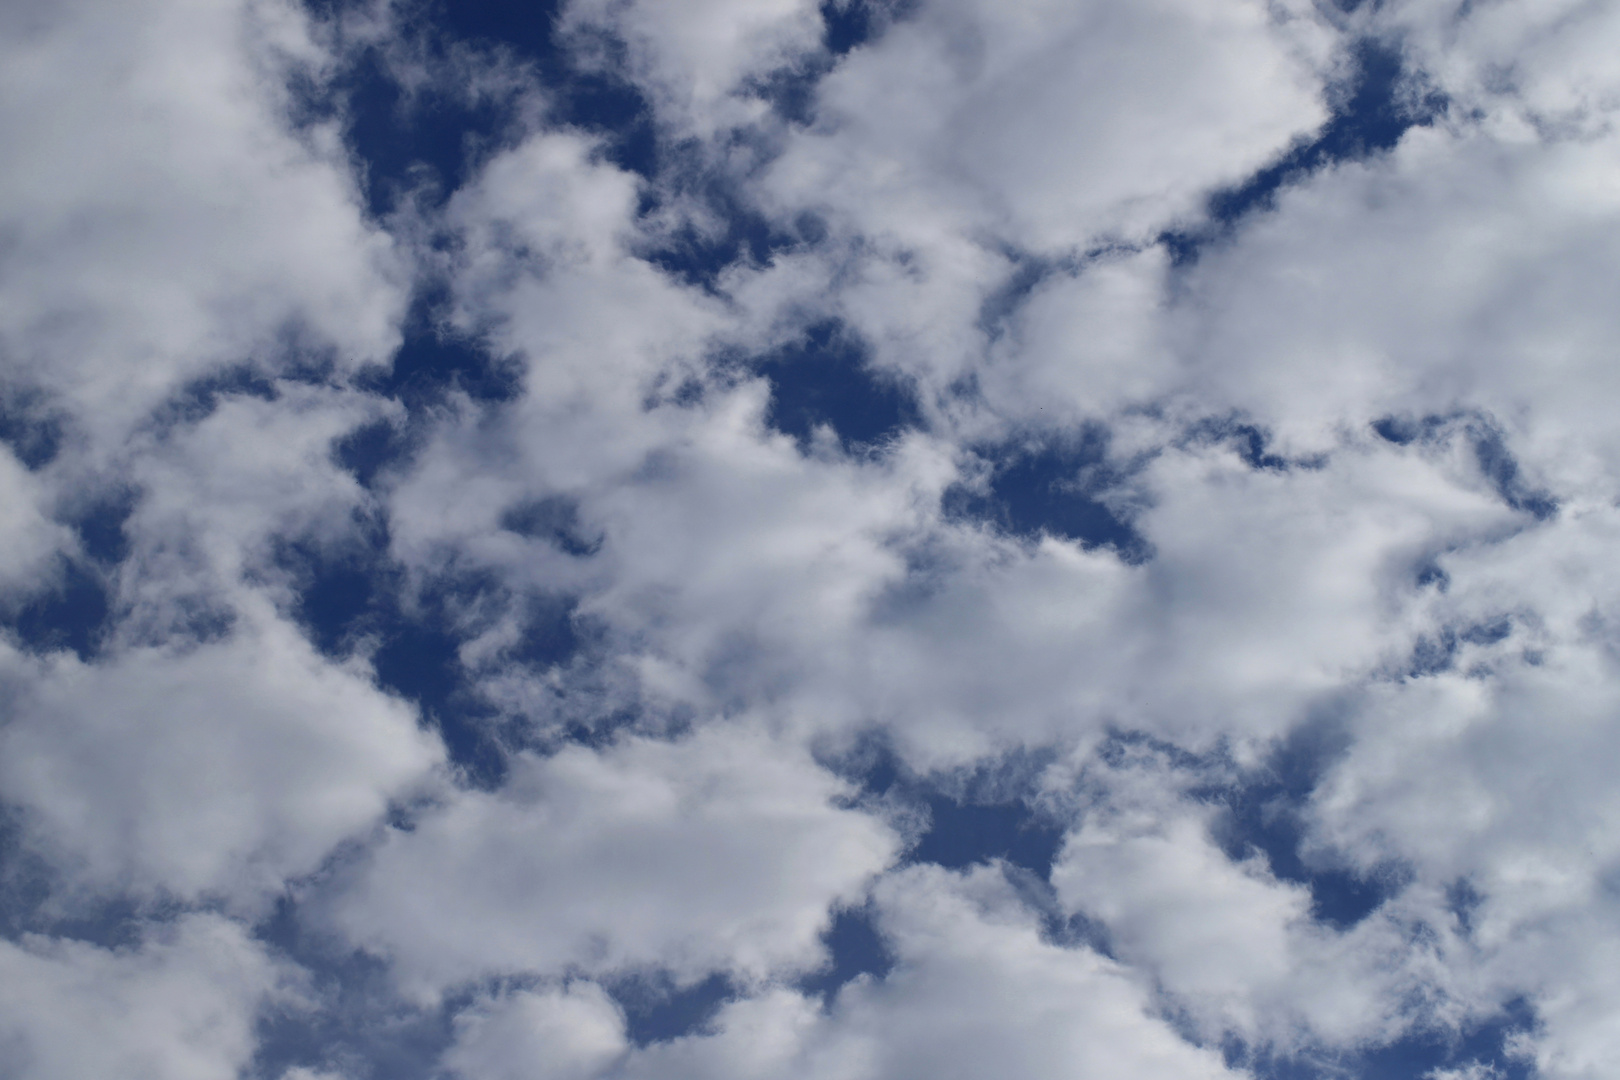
[1,1,1616,1077]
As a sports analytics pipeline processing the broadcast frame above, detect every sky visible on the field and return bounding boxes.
[0,0,1617,1077]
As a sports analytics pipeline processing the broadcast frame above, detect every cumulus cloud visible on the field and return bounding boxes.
[442,982,630,1080]
[0,0,404,446]
[0,607,442,910]
[323,720,898,998]
[562,0,826,135]
[593,864,1243,1080]
[0,914,287,1080]
[7,0,1620,1076]
[0,447,71,594]
[767,0,1332,246]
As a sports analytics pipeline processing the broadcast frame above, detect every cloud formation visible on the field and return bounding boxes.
[3,0,1619,1078]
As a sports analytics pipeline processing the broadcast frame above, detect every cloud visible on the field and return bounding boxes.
[0,914,287,1080]
[0,607,442,910]
[1051,747,1473,1052]
[7,0,1620,1075]
[0,447,72,594]
[443,983,630,1080]
[594,864,1243,1080]
[562,0,826,135]
[322,721,898,998]
[0,0,403,446]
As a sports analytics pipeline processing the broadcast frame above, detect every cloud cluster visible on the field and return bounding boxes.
[4,0,1620,1077]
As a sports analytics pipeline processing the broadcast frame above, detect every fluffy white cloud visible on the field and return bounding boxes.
[0,0,403,446]
[1384,0,1620,130]
[1296,502,1620,1075]
[0,914,286,1080]
[1052,749,1479,1052]
[0,446,72,595]
[443,983,629,1080]
[0,609,442,910]
[812,863,1243,1080]
[437,867,1249,1080]
[814,0,1328,240]
[563,0,826,135]
[323,721,898,998]
[1174,122,1620,468]
[602,864,1243,1080]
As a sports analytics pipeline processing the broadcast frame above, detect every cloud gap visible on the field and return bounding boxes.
[1203,718,1398,931]
[944,429,1152,561]
[305,0,658,200]
[252,900,453,1080]
[606,970,735,1047]
[276,537,577,788]
[641,143,807,291]
[797,903,895,1003]
[1162,37,1448,265]
[755,320,922,451]
[0,388,65,471]
[6,559,113,661]
[1186,416,1327,472]
[835,738,1067,878]
[359,285,523,409]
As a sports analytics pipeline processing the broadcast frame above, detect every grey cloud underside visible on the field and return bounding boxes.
[1,0,1617,1078]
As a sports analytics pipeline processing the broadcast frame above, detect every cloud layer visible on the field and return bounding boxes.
[3,0,1619,1078]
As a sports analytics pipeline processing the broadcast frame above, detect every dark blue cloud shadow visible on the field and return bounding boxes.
[0,811,58,943]
[499,495,603,558]
[909,796,1065,878]
[72,491,135,566]
[301,0,655,221]
[1406,615,1515,678]
[1189,416,1327,472]
[834,738,1066,878]
[252,896,455,1080]
[643,155,808,291]
[358,285,523,410]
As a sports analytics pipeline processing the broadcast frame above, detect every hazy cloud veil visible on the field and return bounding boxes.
[1,0,1617,1077]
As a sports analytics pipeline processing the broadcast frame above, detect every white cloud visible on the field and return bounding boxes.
[1173,121,1620,467]
[0,914,287,1080]
[563,0,826,136]
[817,863,1244,1080]
[0,607,442,911]
[323,721,898,999]
[1301,508,1620,1074]
[604,864,1244,1080]
[1426,1065,1502,1080]
[1384,0,1620,133]
[443,982,629,1080]
[1051,748,1477,1052]
[0,0,404,447]
[767,0,1332,250]
[0,446,72,596]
